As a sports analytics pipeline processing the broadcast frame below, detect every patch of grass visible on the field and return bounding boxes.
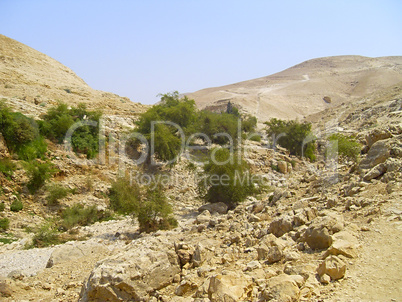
[0,218,10,231]
[0,158,17,179]
[25,160,57,194]
[326,133,361,162]
[60,204,113,230]
[46,183,70,205]
[10,199,23,212]
[27,223,63,248]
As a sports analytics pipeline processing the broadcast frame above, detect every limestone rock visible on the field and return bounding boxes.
[196,210,211,225]
[322,231,359,259]
[278,161,288,174]
[79,240,180,301]
[365,128,392,148]
[261,274,300,301]
[363,163,387,181]
[47,241,109,268]
[317,255,346,281]
[304,226,333,250]
[269,215,294,237]
[208,271,250,301]
[360,139,391,170]
[198,202,228,214]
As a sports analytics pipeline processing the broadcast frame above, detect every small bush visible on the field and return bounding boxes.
[10,199,23,212]
[0,202,5,212]
[242,115,257,133]
[46,183,70,205]
[0,158,16,179]
[0,218,10,231]
[109,177,141,215]
[326,133,361,161]
[25,160,56,194]
[60,204,113,230]
[249,134,261,142]
[137,185,176,233]
[28,223,62,248]
[109,176,177,233]
[197,148,260,208]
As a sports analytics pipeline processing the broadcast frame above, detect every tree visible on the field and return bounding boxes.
[265,118,316,161]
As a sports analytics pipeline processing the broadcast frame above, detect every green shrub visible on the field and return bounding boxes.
[0,202,5,212]
[60,204,113,230]
[197,148,259,208]
[0,101,46,159]
[28,223,62,248]
[242,115,257,133]
[0,158,16,179]
[10,199,23,212]
[0,218,10,231]
[137,185,176,233]
[46,183,70,205]
[197,111,239,145]
[109,177,141,215]
[326,133,361,161]
[109,177,177,233]
[25,160,56,194]
[265,118,315,161]
[249,134,261,142]
[40,103,102,158]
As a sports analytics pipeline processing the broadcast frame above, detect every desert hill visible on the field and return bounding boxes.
[187,55,402,121]
[0,34,146,116]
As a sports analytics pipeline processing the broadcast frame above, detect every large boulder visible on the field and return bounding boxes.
[198,202,228,214]
[365,128,392,148]
[261,274,300,301]
[47,241,109,268]
[360,139,391,170]
[79,238,180,301]
[363,163,387,181]
[208,271,251,302]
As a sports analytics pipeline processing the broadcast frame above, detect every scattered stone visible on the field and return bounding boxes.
[198,202,228,214]
[262,274,300,301]
[208,272,250,301]
[269,215,293,237]
[317,255,346,281]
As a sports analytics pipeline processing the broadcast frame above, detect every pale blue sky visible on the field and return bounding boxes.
[1,0,401,104]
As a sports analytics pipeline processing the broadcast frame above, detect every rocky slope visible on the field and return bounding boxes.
[0,36,401,301]
[187,55,402,122]
[0,34,147,116]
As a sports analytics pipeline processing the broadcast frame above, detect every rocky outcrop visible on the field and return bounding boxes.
[79,238,180,301]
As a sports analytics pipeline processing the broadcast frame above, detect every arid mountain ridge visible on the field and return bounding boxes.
[1,34,401,123]
[187,55,402,122]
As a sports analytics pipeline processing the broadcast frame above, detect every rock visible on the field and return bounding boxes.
[363,163,387,181]
[365,128,392,148]
[257,245,283,264]
[262,274,300,301]
[317,255,346,281]
[79,239,180,301]
[196,210,211,224]
[175,280,198,296]
[198,202,228,214]
[0,278,13,297]
[245,260,262,271]
[193,243,206,267]
[322,231,359,259]
[278,161,288,174]
[304,227,333,250]
[360,139,391,170]
[319,273,331,284]
[208,271,250,301]
[47,241,109,268]
[269,215,293,237]
[7,270,25,281]
[42,282,52,290]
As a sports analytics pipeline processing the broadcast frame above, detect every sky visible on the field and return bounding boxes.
[1,0,401,104]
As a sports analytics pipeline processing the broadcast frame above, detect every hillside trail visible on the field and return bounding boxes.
[321,193,402,302]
